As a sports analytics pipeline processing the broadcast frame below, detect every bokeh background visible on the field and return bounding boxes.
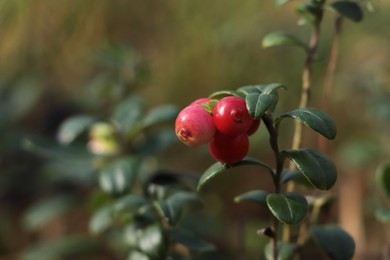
[0,0,389,259]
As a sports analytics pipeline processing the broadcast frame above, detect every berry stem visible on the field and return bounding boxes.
[262,114,284,260]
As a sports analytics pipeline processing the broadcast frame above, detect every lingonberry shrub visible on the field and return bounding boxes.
[175,104,216,147]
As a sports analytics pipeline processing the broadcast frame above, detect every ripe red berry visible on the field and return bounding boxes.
[247,119,261,136]
[209,131,249,165]
[175,104,216,147]
[213,96,253,136]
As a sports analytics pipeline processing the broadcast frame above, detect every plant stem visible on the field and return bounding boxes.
[263,114,284,260]
[319,15,342,153]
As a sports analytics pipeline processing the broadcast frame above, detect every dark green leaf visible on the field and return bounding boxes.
[112,194,148,214]
[23,195,77,231]
[310,225,355,260]
[234,190,268,205]
[99,157,139,195]
[264,241,297,260]
[20,235,99,260]
[172,228,216,252]
[281,168,313,188]
[236,85,264,97]
[57,116,96,144]
[282,149,337,190]
[375,208,390,223]
[89,206,113,234]
[246,93,278,119]
[111,95,145,133]
[262,32,307,50]
[330,1,363,22]
[275,107,337,140]
[142,105,178,128]
[208,90,238,99]
[262,83,287,94]
[375,162,390,200]
[140,130,178,156]
[266,192,308,225]
[197,158,274,191]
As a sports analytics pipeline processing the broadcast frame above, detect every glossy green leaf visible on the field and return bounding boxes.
[89,205,113,234]
[281,168,313,188]
[330,1,363,22]
[266,192,308,224]
[142,105,178,128]
[282,149,337,190]
[208,90,238,99]
[246,93,278,119]
[57,115,96,144]
[375,208,390,223]
[236,85,264,97]
[275,107,337,140]
[111,95,145,133]
[172,228,216,252]
[264,241,297,260]
[137,224,165,258]
[197,158,274,191]
[262,83,287,94]
[23,195,76,231]
[20,235,99,260]
[99,157,138,195]
[375,162,390,200]
[310,225,355,260]
[140,130,178,156]
[262,32,307,50]
[234,190,268,205]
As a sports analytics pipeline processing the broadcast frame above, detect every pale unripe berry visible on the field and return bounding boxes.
[175,105,216,147]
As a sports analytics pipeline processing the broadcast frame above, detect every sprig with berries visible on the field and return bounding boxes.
[175,83,353,259]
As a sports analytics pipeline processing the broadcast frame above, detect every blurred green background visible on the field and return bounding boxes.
[0,0,389,259]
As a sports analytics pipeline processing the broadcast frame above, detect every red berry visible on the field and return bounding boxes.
[213,96,253,136]
[190,97,211,105]
[247,119,261,136]
[209,131,249,165]
[175,104,216,147]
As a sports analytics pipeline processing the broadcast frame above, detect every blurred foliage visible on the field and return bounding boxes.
[0,0,388,259]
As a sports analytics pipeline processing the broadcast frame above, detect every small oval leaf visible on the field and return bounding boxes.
[246,93,278,119]
[275,107,337,140]
[310,225,355,260]
[375,162,390,200]
[142,105,178,128]
[111,95,145,133]
[236,85,264,97]
[262,83,287,94]
[330,1,363,22]
[266,192,308,225]
[57,116,96,144]
[282,149,337,190]
[262,31,307,50]
[234,190,268,205]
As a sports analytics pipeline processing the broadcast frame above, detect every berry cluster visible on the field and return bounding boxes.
[175,96,260,165]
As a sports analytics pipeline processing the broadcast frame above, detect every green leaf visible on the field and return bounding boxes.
[330,1,363,22]
[142,105,178,128]
[234,190,268,205]
[282,149,337,190]
[172,228,216,252]
[197,158,274,191]
[275,0,292,7]
[281,169,313,188]
[23,195,77,231]
[57,115,96,144]
[262,83,287,94]
[266,193,308,225]
[264,241,297,260]
[112,194,148,214]
[236,85,264,97]
[208,90,238,99]
[128,251,151,260]
[154,192,199,226]
[99,157,139,195]
[137,224,165,258]
[375,208,390,223]
[375,162,390,200]
[89,206,113,234]
[275,107,337,140]
[262,32,307,50]
[246,93,278,119]
[20,235,99,260]
[111,95,145,133]
[310,225,355,260]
